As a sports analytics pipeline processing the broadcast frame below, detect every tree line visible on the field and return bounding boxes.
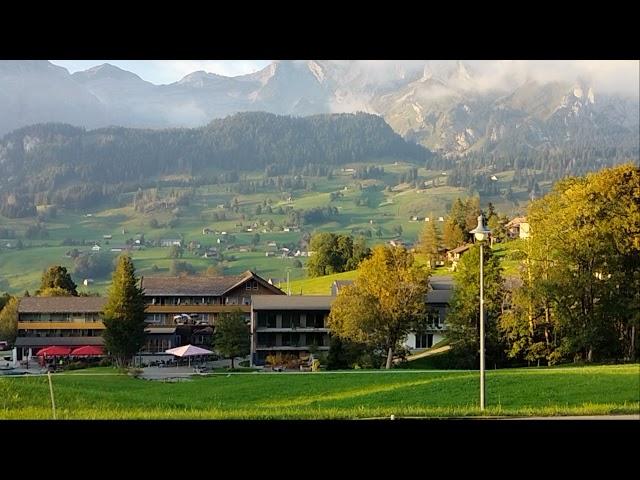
[446,164,639,367]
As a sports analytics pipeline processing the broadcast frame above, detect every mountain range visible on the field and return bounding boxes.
[1,60,637,158]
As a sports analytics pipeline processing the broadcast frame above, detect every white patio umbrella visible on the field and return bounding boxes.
[165,344,214,367]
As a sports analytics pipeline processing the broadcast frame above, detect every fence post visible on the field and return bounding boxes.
[47,371,57,420]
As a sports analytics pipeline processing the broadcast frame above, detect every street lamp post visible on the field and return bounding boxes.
[470,214,491,411]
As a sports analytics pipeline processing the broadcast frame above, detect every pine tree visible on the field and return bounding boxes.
[214,310,251,369]
[443,218,465,250]
[102,255,146,368]
[0,296,18,344]
[419,221,441,268]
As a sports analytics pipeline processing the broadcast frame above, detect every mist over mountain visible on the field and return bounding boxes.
[1,60,637,158]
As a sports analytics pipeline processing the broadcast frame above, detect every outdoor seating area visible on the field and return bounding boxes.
[34,345,105,371]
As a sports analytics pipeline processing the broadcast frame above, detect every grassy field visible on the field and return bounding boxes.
[0,162,534,294]
[288,259,453,295]
[0,364,637,419]
[288,270,359,295]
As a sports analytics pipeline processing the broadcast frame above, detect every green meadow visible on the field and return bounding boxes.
[0,364,637,419]
[0,162,535,295]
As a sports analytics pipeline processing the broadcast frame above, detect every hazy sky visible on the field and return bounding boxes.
[49,60,639,96]
[50,60,271,84]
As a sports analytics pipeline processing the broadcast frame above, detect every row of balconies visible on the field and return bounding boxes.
[18,322,106,330]
[145,305,252,313]
[19,316,102,322]
[254,327,328,332]
[255,345,330,351]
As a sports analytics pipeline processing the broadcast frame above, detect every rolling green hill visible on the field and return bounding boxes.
[0,160,534,295]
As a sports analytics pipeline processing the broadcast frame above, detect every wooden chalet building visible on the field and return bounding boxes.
[140,271,285,353]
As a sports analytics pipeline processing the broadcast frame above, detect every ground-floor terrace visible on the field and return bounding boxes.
[253,330,331,366]
[12,336,105,365]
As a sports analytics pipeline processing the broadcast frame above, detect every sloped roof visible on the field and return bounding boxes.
[448,244,473,254]
[18,297,106,313]
[140,271,284,296]
[506,216,527,228]
[426,289,453,304]
[431,276,454,290]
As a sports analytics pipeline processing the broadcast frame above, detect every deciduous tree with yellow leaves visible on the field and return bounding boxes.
[327,245,430,369]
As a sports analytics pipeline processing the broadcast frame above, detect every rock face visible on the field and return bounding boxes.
[0,60,637,157]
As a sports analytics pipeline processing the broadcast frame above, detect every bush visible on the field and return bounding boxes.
[265,352,299,369]
[65,361,89,371]
[127,367,143,378]
[98,358,112,367]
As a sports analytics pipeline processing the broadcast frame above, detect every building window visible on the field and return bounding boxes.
[257,332,274,347]
[427,310,440,328]
[307,312,325,328]
[415,334,433,349]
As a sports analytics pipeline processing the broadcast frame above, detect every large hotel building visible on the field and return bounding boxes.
[12,271,452,366]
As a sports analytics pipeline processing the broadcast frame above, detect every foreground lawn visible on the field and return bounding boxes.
[0,364,638,419]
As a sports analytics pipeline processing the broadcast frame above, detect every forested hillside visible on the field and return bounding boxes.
[0,112,430,215]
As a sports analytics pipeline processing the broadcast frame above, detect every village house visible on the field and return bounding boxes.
[160,239,182,247]
[446,244,472,270]
[505,216,530,239]
[91,244,101,252]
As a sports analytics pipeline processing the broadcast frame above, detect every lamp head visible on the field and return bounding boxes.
[470,214,491,242]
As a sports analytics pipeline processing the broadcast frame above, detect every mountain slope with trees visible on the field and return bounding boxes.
[0,112,432,215]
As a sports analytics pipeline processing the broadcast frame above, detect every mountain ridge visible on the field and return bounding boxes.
[0,60,637,158]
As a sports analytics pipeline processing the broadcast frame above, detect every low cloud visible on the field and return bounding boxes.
[331,60,639,98]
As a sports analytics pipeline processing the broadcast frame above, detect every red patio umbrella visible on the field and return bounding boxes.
[36,346,72,357]
[70,345,104,356]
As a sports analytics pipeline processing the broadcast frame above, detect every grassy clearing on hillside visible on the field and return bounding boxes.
[288,270,359,295]
[0,365,637,419]
[0,164,532,294]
